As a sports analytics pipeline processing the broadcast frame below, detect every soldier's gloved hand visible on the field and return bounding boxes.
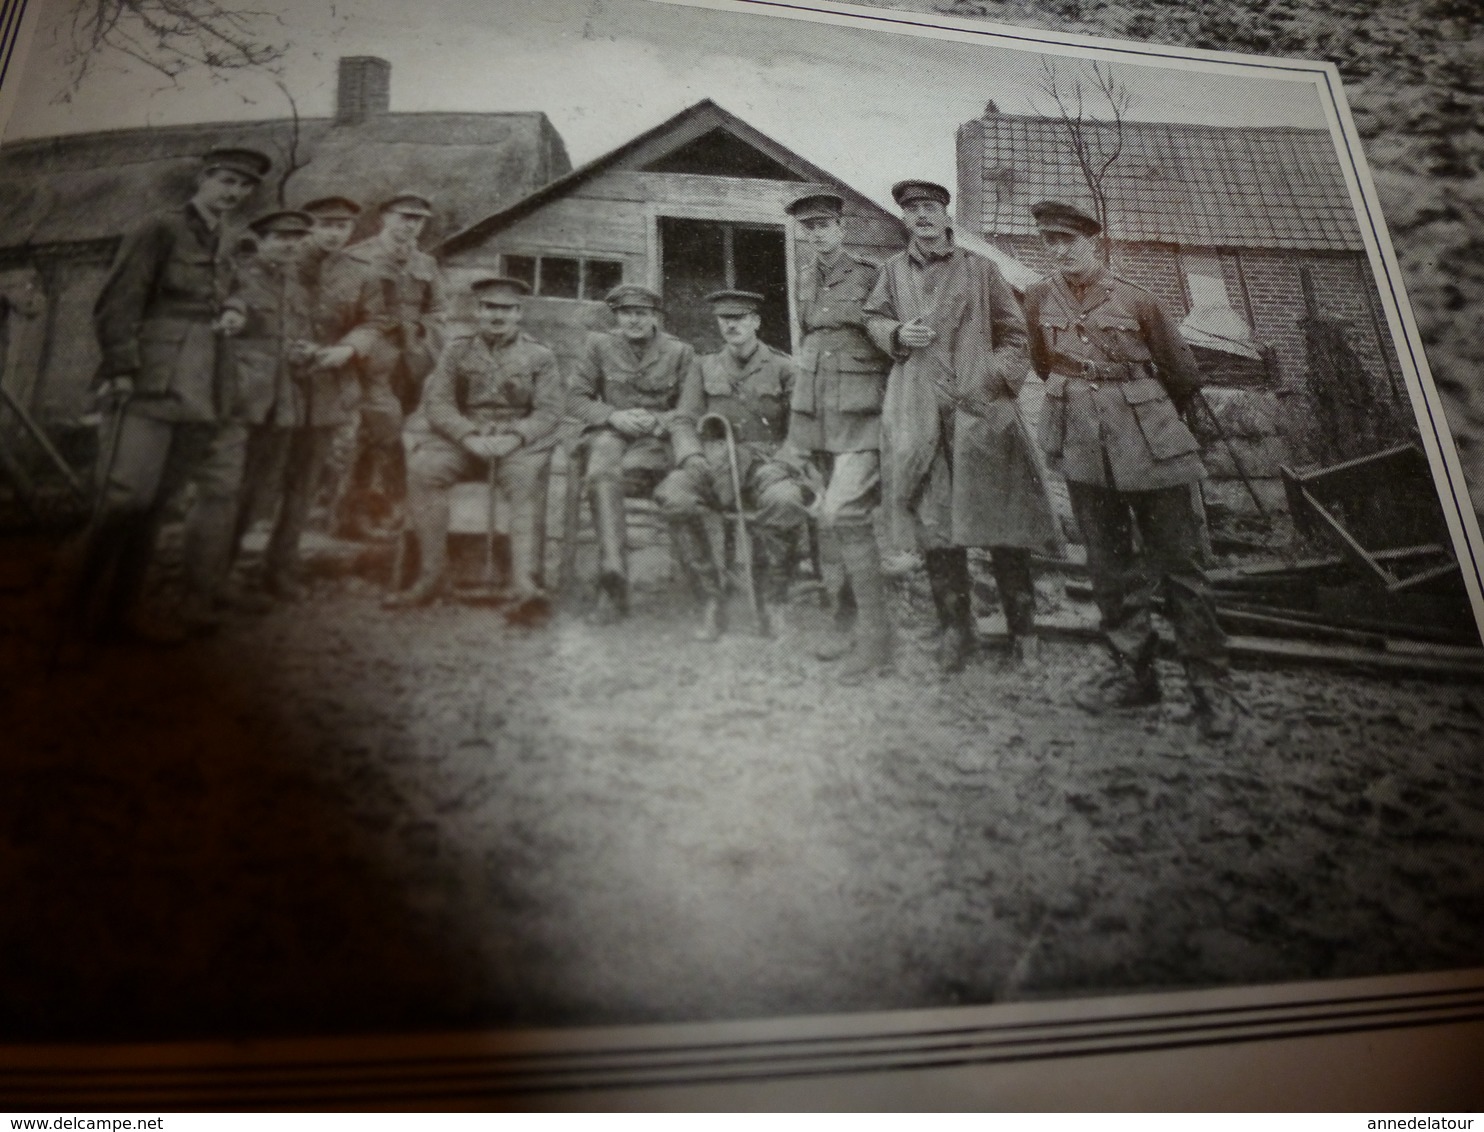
[312,344,356,371]
[609,408,657,438]
[94,375,135,406]
[215,309,247,337]
[286,340,318,367]
[462,434,505,461]
[897,318,936,351]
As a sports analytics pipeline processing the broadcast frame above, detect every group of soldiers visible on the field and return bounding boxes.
[67,143,1239,738]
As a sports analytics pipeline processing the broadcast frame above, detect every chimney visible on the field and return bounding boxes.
[336,56,391,125]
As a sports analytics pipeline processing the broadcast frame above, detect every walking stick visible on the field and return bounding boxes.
[47,389,130,669]
[700,412,770,637]
[1192,388,1267,516]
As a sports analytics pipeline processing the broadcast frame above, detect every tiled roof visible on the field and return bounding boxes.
[966,115,1363,252]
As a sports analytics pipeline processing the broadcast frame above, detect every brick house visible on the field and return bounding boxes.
[957,111,1410,512]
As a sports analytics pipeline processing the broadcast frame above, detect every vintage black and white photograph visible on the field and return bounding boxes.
[1,0,1482,1105]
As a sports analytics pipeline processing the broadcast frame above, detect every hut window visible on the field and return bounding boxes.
[500,254,624,300]
[584,259,624,299]
[504,255,537,291]
[542,257,581,299]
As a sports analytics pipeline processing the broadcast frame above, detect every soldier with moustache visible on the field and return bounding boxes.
[322,191,445,539]
[388,275,563,623]
[864,180,1056,676]
[1024,200,1237,738]
[783,191,895,681]
[569,283,700,624]
[75,145,271,643]
[655,289,811,640]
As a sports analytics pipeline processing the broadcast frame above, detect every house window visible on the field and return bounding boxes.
[499,253,624,300]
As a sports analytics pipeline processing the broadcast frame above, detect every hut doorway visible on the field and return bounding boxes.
[658,217,789,354]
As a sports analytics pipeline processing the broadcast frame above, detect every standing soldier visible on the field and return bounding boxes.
[784,192,894,680]
[656,289,811,640]
[1024,200,1236,738]
[76,145,270,643]
[323,192,444,540]
[218,209,350,601]
[388,275,563,623]
[864,180,1056,675]
[569,284,699,625]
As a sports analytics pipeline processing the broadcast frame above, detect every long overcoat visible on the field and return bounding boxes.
[864,239,1058,552]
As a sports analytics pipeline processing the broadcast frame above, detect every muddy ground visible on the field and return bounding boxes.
[3,531,1483,1043]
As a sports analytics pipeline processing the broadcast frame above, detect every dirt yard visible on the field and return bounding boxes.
[3,533,1483,1043]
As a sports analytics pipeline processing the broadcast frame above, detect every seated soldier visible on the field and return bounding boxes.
[386,274,563,623]
[656,289,810,640]
[569,283,699,624]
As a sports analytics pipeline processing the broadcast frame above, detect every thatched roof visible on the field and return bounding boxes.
[0,111,571,251]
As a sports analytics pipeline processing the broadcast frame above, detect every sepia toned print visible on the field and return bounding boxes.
[0,0,1481,1099]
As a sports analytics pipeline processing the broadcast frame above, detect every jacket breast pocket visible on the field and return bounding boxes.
[835,352,884,413]
[162,251,216,299]
[1038,371,1068,458]
[1122,377,1199,461]
[1090,313,1152,362]
[702,368,735,398]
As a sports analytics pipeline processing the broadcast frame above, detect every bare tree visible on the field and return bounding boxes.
[51,1,339,204]
[1033,58,1132,263]
[55,0,290,97]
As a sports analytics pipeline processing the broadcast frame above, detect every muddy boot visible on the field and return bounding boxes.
[812,530,857,661]
[383,490,448,609]
[926,547,974,675]
[1073,657,1161,714]
[836,524,891,684]
[503,502,551,628]
[669,517,726,641]
[587,478,630,624]
[1187,663,1240,739]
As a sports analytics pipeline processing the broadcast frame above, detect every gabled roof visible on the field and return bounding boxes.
[964,115,1362,252]
[442,99,884,255]
[0,111,570,248]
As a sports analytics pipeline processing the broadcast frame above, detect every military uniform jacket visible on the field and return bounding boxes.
[1025,266,1204,492]
[418,330,564,454]
[223,258,348,428]
[791,251,891,453]
[569,329,698,430]
[321,236,444,412]
[93,202,235,422]
[864,238,1054,551]
[671,342,799,466]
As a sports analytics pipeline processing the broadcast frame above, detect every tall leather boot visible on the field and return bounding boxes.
[669,515,725,641]
[180,489,242,632]
[383,488,449,608]
[836,524,891,683]
[504,498,551,626]
[812,527,857,661]
[589,478,630,625]
[925,546,974,674]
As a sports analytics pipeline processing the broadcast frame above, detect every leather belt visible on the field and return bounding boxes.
[1051,359,1148,383]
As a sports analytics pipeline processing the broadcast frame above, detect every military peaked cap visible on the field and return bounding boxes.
[201,147,272,182]
[891,180,950,208]
[470,274,531,301]
[247,209,313,237]
[705,289,765,316]
[300,196,362,220]
[785,192,844,222]
[1031,200,1101,237]
[380,192,435,217]
[604,283,662,310]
